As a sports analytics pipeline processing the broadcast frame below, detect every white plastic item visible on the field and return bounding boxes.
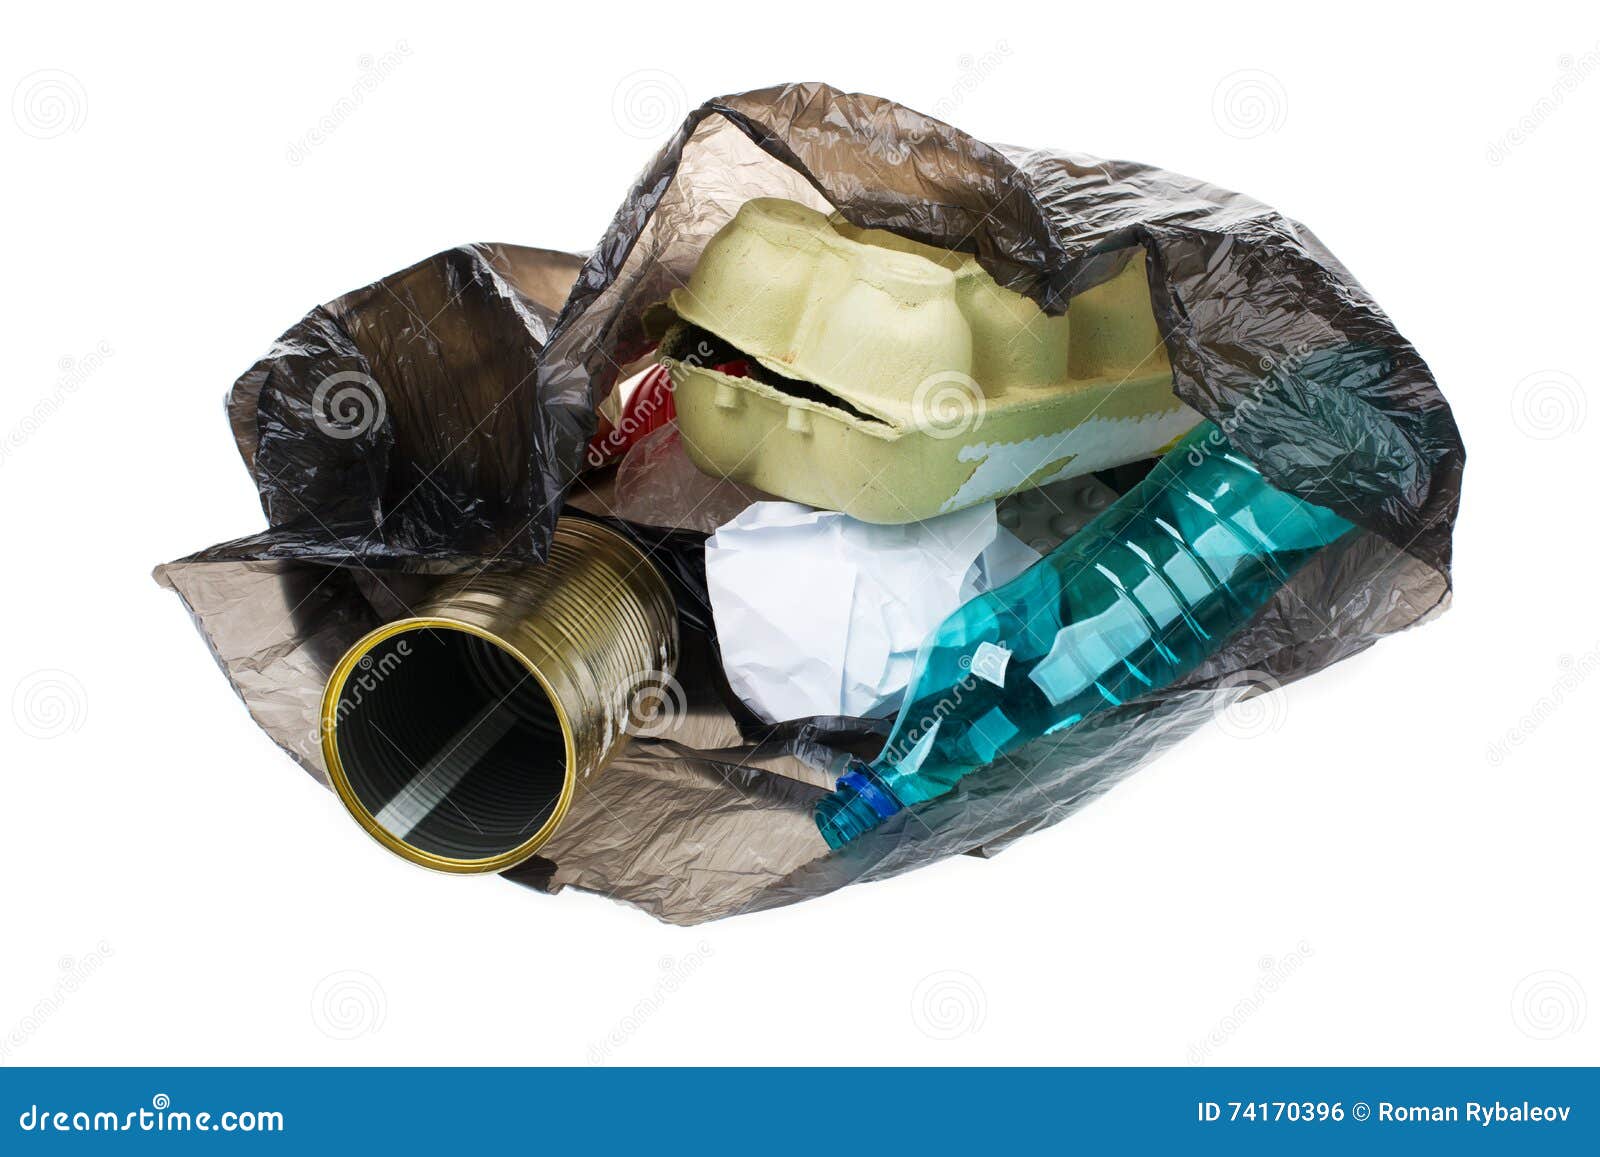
[705,501,1039,723]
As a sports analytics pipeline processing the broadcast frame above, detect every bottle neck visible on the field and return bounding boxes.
[815,760,904,849]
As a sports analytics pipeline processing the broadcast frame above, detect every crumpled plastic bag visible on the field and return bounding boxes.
[156,82,1464,924]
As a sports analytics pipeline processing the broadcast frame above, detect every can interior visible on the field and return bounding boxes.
[330,626,568,864]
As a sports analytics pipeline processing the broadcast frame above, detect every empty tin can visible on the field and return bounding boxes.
[319,517,678,873]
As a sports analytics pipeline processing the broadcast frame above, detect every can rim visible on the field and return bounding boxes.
[318,616,580,875]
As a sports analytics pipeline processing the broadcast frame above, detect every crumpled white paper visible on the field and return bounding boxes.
[705,502,1040,722]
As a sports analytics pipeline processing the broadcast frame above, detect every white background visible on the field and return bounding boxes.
[3,1,1596,1066]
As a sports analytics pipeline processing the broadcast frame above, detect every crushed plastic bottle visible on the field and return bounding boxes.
[815,422,1356,849]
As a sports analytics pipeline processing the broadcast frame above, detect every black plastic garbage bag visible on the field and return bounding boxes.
[156,82,1463,924]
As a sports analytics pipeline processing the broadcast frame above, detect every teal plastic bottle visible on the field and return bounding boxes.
[815,422,1355,849]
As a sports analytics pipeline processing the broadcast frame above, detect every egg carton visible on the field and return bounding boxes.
[660,197,1200,524]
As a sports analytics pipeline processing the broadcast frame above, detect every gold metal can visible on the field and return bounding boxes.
[319,517,678,873]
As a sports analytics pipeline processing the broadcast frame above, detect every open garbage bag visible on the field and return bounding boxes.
[155,82,1464,924]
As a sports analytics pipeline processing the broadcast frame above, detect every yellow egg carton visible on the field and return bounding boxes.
[658,198,1200,524]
